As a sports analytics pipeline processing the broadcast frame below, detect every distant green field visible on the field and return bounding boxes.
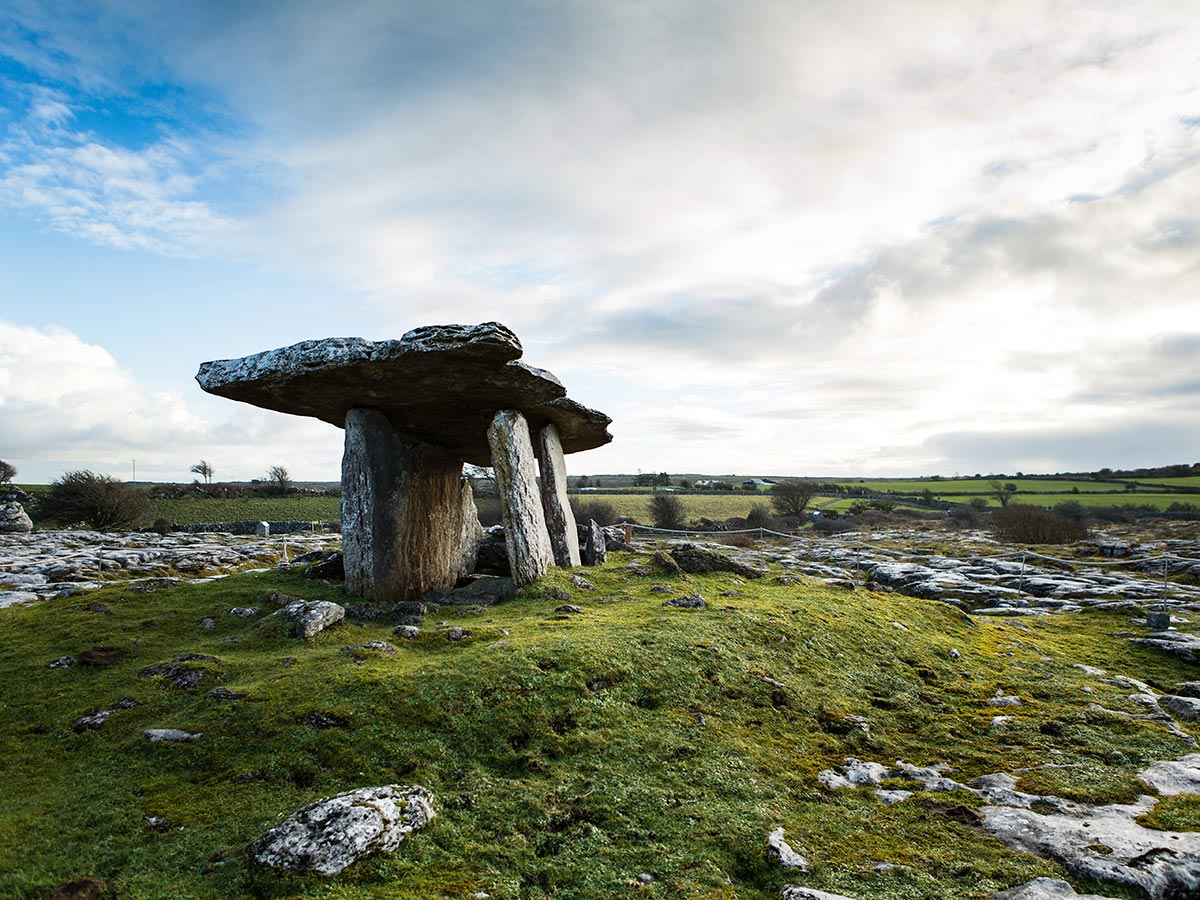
[1127,476,1200,488]
[836,478,1122,495]
[574,493,775,523]
[144,496,342,526]
[983,493,1192,511]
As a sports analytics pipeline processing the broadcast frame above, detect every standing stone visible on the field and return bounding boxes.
[535,423,581,567]
[342,408,467,601]
[458,477,483,580]
[487,410,554,585]
[0,501,32,534]
[581,519,606,566]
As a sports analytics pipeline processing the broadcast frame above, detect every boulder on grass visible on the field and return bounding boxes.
[250,784,435,876]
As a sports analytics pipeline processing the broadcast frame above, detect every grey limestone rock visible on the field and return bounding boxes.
[144,728,202,742]
[0,501,32,533]
[992,878,1123,900]
[1138,754,1200,795]
[278,599,345,639]
[581,518,607,566]
[663,594,706,609]
[488,409,554,585]
[982,797,1200,899]
[72,710,112,732]
[767,826,809,871]
[1162,696,1200,721]
[535,423,581,567]
[250,784,435,876]
[669,543,763,579]
[781,887,861,900]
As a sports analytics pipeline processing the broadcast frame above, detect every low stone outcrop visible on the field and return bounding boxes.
[249,785,435,876]
[992,878,1123,900]
[669,543,764,578]
[276,598,345,639]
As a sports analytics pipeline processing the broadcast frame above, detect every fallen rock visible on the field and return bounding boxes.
[781,887,861,900]
[992,877,1123,899]
[71,710,112,732]
[1162,695,1200,721]
[670,543,763,578]
[982,798,1200,899]
[249,784,435,876]
[42,876,115,900]
[144,728,202,742]
[663,594,706,609]
[767,826,809,871]
[1138,754,1200,795]
[277,598,345,639]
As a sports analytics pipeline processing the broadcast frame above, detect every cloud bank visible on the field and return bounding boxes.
[1,1,1198,477]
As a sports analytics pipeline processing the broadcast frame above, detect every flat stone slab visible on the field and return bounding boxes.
[196,322,611,465]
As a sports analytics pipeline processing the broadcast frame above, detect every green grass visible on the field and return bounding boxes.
[1,552,1196,899]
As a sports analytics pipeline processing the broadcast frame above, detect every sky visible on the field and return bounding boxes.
[1,1,1198,484]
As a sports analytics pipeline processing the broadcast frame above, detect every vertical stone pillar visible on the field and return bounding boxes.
[487,409,554,585]
[342,408,466,601]
[458,477,483,580]
[535,423,581,567]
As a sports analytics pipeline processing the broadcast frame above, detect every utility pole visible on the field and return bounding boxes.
[132,459,136,484]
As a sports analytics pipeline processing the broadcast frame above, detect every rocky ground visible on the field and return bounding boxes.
[0,529,341,608]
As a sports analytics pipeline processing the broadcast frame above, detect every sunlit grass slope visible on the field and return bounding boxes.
[1,553,1196,899]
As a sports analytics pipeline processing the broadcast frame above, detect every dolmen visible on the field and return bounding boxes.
[196,322,611,600]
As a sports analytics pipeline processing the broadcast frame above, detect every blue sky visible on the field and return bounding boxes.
[2,1,1199,483]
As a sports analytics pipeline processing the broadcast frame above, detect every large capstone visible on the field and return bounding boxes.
[196,323,611,466]
[250,784,435,876]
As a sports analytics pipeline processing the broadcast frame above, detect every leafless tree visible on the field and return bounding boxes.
[190,460,214,485]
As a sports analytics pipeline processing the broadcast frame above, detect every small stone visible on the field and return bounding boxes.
[447,626,469,642]
[207,688,248,701]
[277,598,345,639]
[767,826,809,871]
[201,617,216,629]
[570,575,596,591]
[989,691,1022,707]
[949,648,961,659]
[394,625,421,639]
[636,872,656,884]
[229,607,261,618]
[72,710,112,732]
[546,587,570,602]
[663,594,706,609]
[49,656,75,669]
[555,604,584,614]
[144,728,202,742]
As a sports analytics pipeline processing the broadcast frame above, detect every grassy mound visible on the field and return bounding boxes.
[1,552,1196,900]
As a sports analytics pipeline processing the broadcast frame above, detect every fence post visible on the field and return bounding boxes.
[1018,550,1026,595]
[623,522,634,543]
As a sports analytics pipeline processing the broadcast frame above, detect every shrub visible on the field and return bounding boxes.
[649,494,685,530]
[989,504,1087,545]
[570,498,617,526]
[745,503,772,528]
[152,517,173,536]
[948,504,985,529]
[1051,500,1087,523]
[37,470,149,530]
[0,459,15,483]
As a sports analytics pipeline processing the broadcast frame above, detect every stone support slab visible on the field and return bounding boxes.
[535,423,581,567]
[342,408,468,601]
[487,409,554,585]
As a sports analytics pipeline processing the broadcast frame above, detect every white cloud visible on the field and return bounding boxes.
[0,321,343,483]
